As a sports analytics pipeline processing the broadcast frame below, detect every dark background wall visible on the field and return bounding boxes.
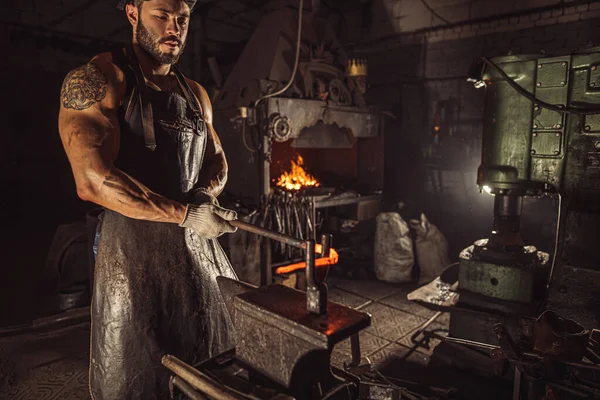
[1,0,600,328]
[0,11,204,328]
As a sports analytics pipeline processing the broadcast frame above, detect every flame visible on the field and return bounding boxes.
[274,244,339,275]
[275,155,320,191]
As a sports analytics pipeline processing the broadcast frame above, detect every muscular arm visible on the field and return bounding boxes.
[189,81,228,198]
[59,56,186,224]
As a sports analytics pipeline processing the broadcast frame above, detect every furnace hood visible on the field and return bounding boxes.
[213,7,380,148]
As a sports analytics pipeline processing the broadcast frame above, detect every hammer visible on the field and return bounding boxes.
[230,219,331,315]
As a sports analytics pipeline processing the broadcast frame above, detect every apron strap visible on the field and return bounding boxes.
[172,66,204,120]
[110,47,137,123]
[125,45,157,151]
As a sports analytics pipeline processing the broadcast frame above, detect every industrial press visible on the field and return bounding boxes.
[451,48,600,343]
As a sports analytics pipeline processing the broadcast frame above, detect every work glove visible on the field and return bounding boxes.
[190,188,220,206]
[180,203,238,239]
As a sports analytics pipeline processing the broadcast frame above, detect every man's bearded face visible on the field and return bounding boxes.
[136,9,188,65]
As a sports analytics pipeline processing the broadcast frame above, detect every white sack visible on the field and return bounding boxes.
[409,213,451,284]
[374,212,415,283]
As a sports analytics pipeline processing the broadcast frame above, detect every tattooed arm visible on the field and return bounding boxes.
[58,54,186,224]
[187,80,228,198]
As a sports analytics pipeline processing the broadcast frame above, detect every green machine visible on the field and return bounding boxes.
[453,48,600,343]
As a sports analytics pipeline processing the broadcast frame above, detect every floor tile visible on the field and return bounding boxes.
[333,331,391,357]
[330,348,352,368]
[332,279,406,301]
[436,312,450,326]
[0,324,90,400]
[396,319,450,356]
[327,287,371,309]
[360,303,427,342]
[330,348,377,366]
[397,335,442,355]
[369,343,431,368]
[428,321,449,337]
[396,335,442,356]
[379,291,437,318]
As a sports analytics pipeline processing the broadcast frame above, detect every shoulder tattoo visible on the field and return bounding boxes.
[61,63,108,110]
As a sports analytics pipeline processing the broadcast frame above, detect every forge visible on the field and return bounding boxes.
[213,4,384,285]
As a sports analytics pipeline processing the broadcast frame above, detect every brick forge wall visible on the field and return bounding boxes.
[360,5,600,260]
[423,1,600,44]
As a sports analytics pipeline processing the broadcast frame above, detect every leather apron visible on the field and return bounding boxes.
[89,47,236,400]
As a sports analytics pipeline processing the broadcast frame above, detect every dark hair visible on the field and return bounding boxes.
[133,0,148,9]
[130,0,196,10]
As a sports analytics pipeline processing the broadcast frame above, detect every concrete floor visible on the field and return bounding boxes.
[0,277,512,399]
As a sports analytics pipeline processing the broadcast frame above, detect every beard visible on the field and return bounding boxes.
[136,18,186,65]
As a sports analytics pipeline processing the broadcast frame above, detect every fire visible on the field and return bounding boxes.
[276,155,320,191]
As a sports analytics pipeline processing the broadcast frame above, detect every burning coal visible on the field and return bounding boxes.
[276,155,320,191]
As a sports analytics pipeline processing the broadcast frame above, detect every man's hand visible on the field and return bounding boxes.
[180,203,237,239]
[190,188,219,206]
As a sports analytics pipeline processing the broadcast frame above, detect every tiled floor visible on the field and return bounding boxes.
[0,323,90,399]
[0,277,512,399]
[328,276,511,400]
[327,277,442,370]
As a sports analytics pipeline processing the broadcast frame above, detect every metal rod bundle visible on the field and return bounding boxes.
[260,190,316,258]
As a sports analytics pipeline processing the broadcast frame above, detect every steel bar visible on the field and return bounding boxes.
[494,323,522,360]
[320,234,332,259]
[350,333,361,367]
[306,239,327,315]
[273,248,339,275]
[231,219,306,249]
[445,336,520,352]
[444,337,600,371]
[409,311,444,344]
[162,355,242,400]
[305,239,316,288]
[293,201,302,240]
[285,200,293,258]
[171,376,208,400]
[512,367,521,400]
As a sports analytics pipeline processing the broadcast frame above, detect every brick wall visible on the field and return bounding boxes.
[345,0,600,43]
[425,1,600,43]
[354,2,600,259]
